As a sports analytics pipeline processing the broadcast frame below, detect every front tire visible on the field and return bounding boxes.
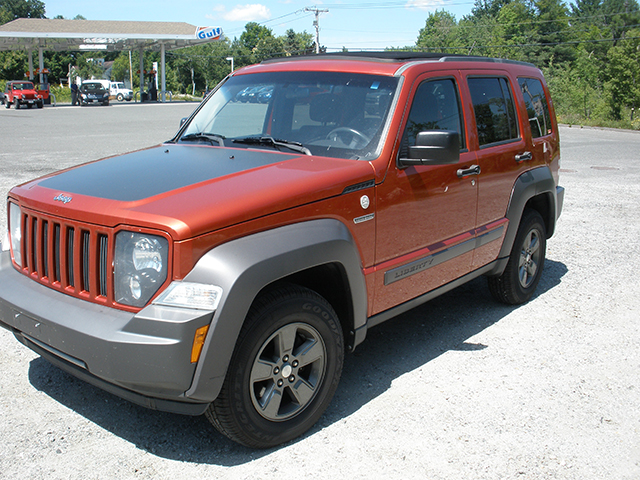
[116,93,124,101]
[206,285,344,448]
[488,209,546,305]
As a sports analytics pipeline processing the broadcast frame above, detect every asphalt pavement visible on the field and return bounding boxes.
[0,105,639,479]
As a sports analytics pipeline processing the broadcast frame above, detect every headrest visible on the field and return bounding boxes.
[309,94,343,124]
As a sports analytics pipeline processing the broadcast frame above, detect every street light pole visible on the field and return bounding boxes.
[226,57,234,74]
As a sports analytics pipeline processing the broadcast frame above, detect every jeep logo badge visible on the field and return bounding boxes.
[53,193,72,204]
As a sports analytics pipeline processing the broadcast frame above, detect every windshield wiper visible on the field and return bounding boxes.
[233,136,311,156]
[180,132,225,146]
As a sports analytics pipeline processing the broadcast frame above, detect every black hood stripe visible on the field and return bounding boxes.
[39,145,295,202]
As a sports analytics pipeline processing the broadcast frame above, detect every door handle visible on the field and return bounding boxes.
[515,151,533,162]
[457,164,481,178]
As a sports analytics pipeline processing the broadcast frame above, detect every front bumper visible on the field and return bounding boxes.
[0,250,212,415]
[17,98,38,105]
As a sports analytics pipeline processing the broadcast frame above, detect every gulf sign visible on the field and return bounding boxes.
[196,27,223,40]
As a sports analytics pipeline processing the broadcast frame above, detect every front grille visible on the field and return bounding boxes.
[17,209,113,305]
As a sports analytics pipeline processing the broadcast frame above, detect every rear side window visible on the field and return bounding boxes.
[468,77,518,147]
[518,77,552,138]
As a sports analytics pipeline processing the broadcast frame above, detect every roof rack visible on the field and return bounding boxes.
[261,51,536,68]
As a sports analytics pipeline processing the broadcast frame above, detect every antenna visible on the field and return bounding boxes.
[304,6,329,54]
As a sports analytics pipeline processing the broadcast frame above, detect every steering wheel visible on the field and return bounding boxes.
[326,127,371,149]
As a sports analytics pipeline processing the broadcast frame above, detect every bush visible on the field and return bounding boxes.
[50,86,71,103]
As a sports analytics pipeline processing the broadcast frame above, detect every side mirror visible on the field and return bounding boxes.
[400,130,460,166]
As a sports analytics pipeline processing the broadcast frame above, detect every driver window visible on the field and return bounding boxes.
[401,78,465,156]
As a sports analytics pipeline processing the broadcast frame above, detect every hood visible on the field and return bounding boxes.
[10,144,376,239]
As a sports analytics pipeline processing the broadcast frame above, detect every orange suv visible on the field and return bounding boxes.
[0,52,563,448]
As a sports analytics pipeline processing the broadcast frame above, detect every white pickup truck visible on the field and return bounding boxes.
[109,82,133,101]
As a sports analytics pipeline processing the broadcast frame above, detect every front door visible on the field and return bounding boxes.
[372,74,478,314]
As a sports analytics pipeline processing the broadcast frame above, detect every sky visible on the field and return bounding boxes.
[41,0,479,51]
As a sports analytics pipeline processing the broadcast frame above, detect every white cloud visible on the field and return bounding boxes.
[211,4,226,12]
[223,4,271,22]
[405,0,445,11]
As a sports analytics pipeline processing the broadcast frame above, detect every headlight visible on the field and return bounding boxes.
[9,203,22,267]
[114,231,169,307]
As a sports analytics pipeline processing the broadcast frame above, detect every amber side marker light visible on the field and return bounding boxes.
[191,325,210,363]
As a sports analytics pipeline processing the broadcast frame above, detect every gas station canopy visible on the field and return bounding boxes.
[0,18,224,101]
[0,18,223,52]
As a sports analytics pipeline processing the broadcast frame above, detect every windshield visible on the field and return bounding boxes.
[181,71,399,159]
[12,83,34,90]
[81,83,105,92]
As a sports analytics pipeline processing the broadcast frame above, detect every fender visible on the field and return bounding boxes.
[497,166,559,263]
[181,218,367,403]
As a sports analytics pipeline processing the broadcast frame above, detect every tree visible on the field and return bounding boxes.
[0,0,45,24]
[416,10,462,52]
[603,28,640,119]
[471,0,514,18]
[282,29,314,56]
[240,22,274,52]
[532,0,574,67]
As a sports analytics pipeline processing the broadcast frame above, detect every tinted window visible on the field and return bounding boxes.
[518,77,552,138]
[402,78,465,152]
[468,77,518,147]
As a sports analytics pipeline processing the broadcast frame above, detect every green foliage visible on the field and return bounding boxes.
[416,0,640,128]
[0,0,45,23]
[1,1,638,128]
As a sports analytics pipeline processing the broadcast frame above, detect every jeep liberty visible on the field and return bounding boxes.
[0,52,564,448]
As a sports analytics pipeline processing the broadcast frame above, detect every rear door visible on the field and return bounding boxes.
[462,72,529,270]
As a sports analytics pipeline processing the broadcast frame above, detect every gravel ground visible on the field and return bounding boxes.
[0,108,639,479]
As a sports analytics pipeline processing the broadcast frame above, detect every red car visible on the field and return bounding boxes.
[4,80,44,109]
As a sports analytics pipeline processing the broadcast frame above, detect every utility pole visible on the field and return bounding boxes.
[304,6,328,54]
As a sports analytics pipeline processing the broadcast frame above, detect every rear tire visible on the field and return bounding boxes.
[206,285,344,448]
[488,209,546,305]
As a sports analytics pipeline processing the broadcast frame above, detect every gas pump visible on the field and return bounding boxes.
[34,68,51,104]
[137,69,157,102]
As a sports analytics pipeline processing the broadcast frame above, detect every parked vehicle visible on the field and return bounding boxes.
[4,81,44,109]
[79,81,109,106]
[110,82,133,101]
[0,52,563,449]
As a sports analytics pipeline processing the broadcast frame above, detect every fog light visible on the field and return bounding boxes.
[153,282,223,311]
